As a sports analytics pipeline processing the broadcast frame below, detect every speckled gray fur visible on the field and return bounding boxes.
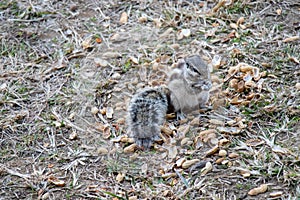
[127,55,211,148]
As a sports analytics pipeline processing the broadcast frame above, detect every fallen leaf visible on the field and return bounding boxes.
[94,58,109,67]
[201,161,213,175]
[205,145,219,156]
[246,139,265,147]
[269,191,283,197]
[119,12,128,24]
[82,38,93,49]
[124,144,137,153]
[95,37,102,43]
[283,36,299,42]
[97,147,109,154]
[106,107,114,119]
[182,159,200,169]
[116,172,125,182]
[69,131,77,140]
[217,126,241,135]
[175,157,186,167]
[228,152,239,158]
[48,176,66,187]
[276,9,282,15]
[248,184,268,196]
[166,145,178,159]
[219,149,227,157]
[91,107,99,115]
[102,124,111,139]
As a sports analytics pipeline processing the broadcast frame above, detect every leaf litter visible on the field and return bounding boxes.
[0,0,299,199]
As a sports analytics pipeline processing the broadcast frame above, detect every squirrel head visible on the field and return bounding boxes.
[180,55,211,90]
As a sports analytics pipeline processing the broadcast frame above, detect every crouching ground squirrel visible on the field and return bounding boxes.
[127,55,212,148]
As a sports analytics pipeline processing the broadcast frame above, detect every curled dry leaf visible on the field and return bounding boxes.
[97,147,109,154]
[120,137,135,143]
[160,27,174,38]
[205,145,219,156]
[218,138,230,146]
[124,143,137,153]
[190,117,199,126]
[102,52,121,58]
[211,0,226,13]
[166,145,178,159]
[175,157,186,167]
[106,107,114,119]
[246,139,265,147]
[116,172,125,182]
[229,78,239,89]
[217,126,241,135]
[181,137,191,146]
[240,169,251,177]
[128,196,138,200]
[289,56,300,64]
[129,56,139,64]
[212,55,222,68]
[138,15,147,23]
[69,131,77,140]
[230,23,238,29]
[237,17,245,25]
[248,184,268,196]
[209,119,225,126]
[161,172,177,179]
[276,9,282,15]
[219,149,227,157]
[216,157,225,164]
[182,159,200,169]
[269,191,283,197]
[177,125,190,138]
[177,29,191,40]
[91,107,99,115]
[119,12,128,24]
[94,58,109,67]
[48,176,66,187]
[295,83,300,90]
[201,161,213,175]
[283,36,299,43]
[82,38,93,49]
[228,152,239,158]
[161,126,173,136]
[102,124,111,139]
[153,18,162,27]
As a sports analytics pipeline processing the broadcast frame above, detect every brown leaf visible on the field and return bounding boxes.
[248,184,268,196]
[246,139,265,147]
[106,107,114,119]
[124,144,137,153]
[48,176,66,187]
[97,147,109,154]
[182,159,200,169]
[116,172,125,182]
[201,161,213,175]
[102,124,111,139]
[269,191,283,197]
[205,145,219,156]
[217,126,241,135]
[119,12,128,24]
[283,36,299,42]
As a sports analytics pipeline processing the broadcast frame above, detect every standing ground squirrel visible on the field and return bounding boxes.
[127,55,211,148]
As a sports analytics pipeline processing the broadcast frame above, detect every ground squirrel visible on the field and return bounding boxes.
[168,55,212,116]
[127,55,211,148]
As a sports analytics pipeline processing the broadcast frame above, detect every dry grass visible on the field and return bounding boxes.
[0,0,299,199]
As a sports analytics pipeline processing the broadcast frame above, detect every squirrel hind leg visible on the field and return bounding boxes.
[132,125,161,149]
[135,138,154,149]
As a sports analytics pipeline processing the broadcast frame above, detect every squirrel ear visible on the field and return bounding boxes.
[176,59,185,69]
